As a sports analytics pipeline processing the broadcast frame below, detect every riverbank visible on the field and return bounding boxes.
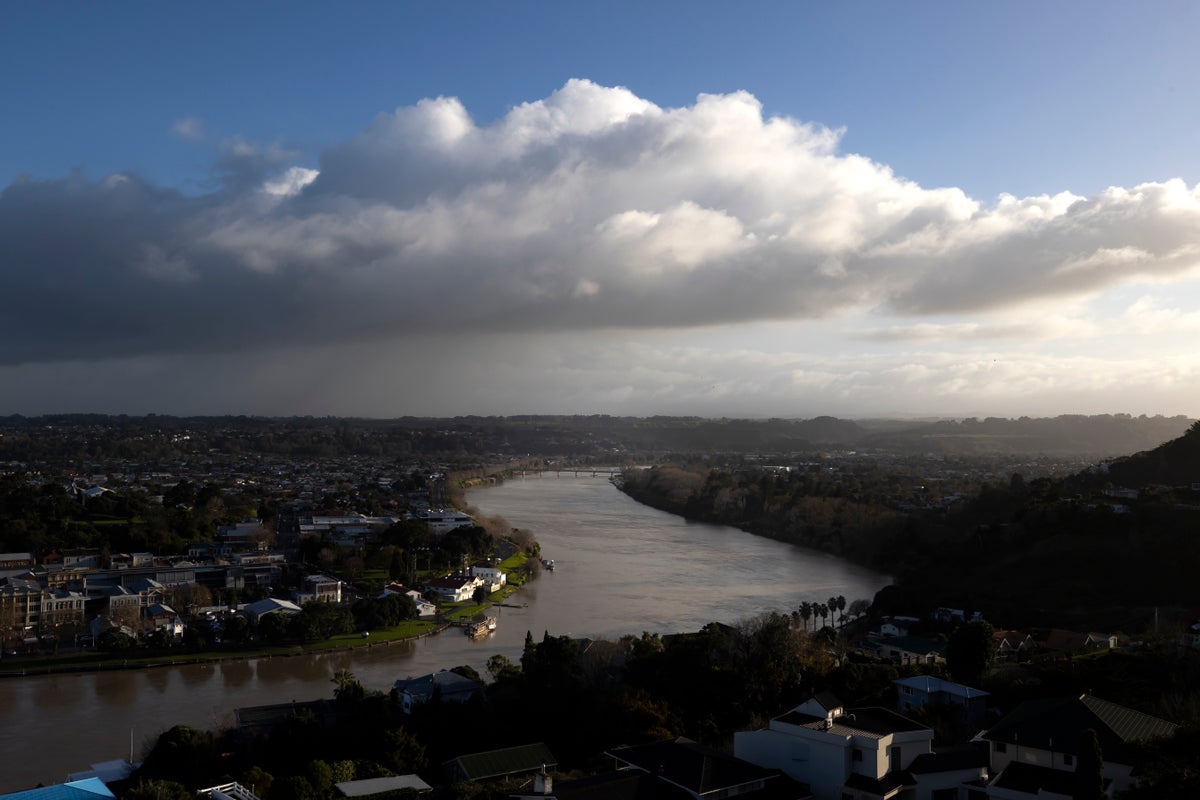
[0,620,453,679]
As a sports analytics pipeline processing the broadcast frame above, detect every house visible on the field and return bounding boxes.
[1040,629,1115,655]
[380,584,437,617]
[243,597,302,626]
[425,575,480,604]
[471,564,507,592]
[143,603,184,637]
[294,574,343,605]
[415,508,474,535]
[868,636,947,666]
[0,552,35,570]
[394,669,485,714]
[992,630,1035,659]
[979,693,1178,798]
[735,692,978,800]
[217,519,269,551]
[445,741,556,784]
[334,776,432,797]
[894,676,989,725]
[62,548,103,570]
[0,777,116,800]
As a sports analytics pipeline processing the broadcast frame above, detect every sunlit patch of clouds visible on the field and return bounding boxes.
[262,166,319,197]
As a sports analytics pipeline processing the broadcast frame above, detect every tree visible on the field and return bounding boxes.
[1073,727,1105,800]
[332,668,365,703]
[799,602,813,632]
[849,598,871,620]
[946,621,996,685]
[472,585,489,605]
[98,628,135,651]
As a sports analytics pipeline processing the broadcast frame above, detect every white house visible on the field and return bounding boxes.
[470,565,506,592]
[425,575,480,604]
[294,574,343,605]
[735,693,955,800]
[380,584,437,617]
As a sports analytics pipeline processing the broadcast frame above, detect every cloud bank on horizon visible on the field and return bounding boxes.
[3,80,1199,416]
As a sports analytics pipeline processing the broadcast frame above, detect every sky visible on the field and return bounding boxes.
[2,2,1200,419]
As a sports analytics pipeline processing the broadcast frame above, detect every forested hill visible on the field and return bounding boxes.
[0,413,1191,461]
[1075,420,1200,488]
[855,414,1193,457]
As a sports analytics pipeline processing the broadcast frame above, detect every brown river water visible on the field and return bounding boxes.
[0,474,889,791]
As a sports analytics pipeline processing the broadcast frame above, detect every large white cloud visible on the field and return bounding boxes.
[3,79,1200,368]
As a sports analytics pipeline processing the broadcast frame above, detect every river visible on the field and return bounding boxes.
[0,474,889,791]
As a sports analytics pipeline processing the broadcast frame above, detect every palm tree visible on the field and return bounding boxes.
[799,602,813,632]
[817,603,829,628]
[828,597,839,627]
[836,595,847,627]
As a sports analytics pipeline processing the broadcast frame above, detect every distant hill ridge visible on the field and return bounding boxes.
[0,412,1191,459]
[1090,420,1200,488]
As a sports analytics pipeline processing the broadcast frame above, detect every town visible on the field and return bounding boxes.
[1,414,1198,799]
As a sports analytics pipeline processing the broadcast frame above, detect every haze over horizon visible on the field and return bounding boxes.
[4,3,1200,419]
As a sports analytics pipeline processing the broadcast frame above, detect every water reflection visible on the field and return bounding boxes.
[145,667,170,695]
[179,663,215,686]
[219,659,253,688]
[31,674,84,711]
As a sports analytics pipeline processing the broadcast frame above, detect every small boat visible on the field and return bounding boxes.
[542,558,555,571]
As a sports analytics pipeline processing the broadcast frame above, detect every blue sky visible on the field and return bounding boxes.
[3,2,1200,418]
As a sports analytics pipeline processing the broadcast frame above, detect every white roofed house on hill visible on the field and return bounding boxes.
[735,692,987,800]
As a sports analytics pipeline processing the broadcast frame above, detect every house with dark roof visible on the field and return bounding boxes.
[445,742,556,784]
[992,630,1035,660]
[394,669,485,714]
[735,693,977,800]
[979,693,1178,798]
[1039,629,1115,655]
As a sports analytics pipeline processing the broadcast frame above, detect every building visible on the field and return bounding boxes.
[294,574,343,605]
[425,575,480,604]
[243,597,302,626]
[334,776,432,797]
[444,742,556,784]
[415,508,474,535]
[894,676,989,725]
[735,692,983,800]
[470,565,507,592]
[0,777,115,800]
[394,670,484,714]
[980,693,1178,799]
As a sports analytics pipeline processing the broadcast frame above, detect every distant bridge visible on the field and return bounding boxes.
[520,467,624,478]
